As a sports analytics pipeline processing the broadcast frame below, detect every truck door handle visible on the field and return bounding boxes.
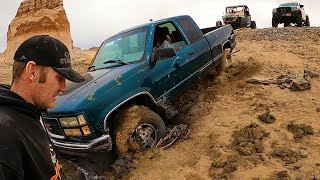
[188,51,194,55]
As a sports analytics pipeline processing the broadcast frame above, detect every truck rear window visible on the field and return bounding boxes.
[177,17,203,44]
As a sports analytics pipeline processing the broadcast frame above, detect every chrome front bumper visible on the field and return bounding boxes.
[51,134,112,154]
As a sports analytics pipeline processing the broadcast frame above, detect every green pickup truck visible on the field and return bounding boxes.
[43,15,236,157]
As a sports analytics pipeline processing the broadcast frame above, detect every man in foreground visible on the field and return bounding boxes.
[0,35,85,179]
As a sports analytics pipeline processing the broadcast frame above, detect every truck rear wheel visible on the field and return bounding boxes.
[113,105,166,156]
[216,48,232,75]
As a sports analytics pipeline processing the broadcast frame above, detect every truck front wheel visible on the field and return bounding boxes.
[272,18,278,28]
[113,105,166,156]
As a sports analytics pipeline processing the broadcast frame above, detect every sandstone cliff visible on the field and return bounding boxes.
[5,0,73,63]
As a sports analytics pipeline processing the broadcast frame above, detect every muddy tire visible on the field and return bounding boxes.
[216,21,222,26]
[272,18,278,28]
[250,21,257,29]
[297,15,303,27]
[304,16,310,27]
[284,22,290,27]
[113,105,166,156]
[216,48,232,75]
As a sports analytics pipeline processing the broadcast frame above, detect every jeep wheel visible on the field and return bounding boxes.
[216,48,232,75]
[250,21,257,29]
[304,16,310,27]
[284,22,290,27]
[113,105,166,156]
[272,18,278,28]
[297,15,303,27]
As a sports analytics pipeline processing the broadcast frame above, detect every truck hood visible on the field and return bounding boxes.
[49,64,139,114]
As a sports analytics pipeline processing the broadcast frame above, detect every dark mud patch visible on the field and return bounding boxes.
[258,111,276,124]
[272,147,300,164]
[276,170,291,180]
[232,123,270,155]
[287,123,314,139]
[209,154,239,179]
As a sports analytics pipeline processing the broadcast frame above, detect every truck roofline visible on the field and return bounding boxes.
[108,15,192,39]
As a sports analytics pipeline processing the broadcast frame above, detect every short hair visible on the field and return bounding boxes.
[12,61,47,84]
[38,66,48,83]
[12,61,27,83]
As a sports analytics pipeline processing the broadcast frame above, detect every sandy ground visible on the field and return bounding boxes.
[1,27,320,179]
[115,27,320,180]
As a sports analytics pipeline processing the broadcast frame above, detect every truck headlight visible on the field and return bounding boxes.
[77,115,87,126]
[81,126,91,136]
[272,8,277,13]
[64,129,82,137]
[59,117,79,128]
[59,115,88,128]
[59,115,91,136]
[291,7,298,11]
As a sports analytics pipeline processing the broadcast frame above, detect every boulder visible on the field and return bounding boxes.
[5,0,73,63]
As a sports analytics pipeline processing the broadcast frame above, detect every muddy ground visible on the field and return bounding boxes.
[113,27,320,180]
[1,27,320,179]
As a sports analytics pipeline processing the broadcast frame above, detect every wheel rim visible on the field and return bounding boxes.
[130,123,158,151]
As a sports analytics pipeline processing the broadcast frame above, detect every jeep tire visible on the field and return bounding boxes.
[304,16,310,27]
[250,21,257,29]
[216,48,232,75]
[297,15,303,27]
[113,105,166,156]
[284,22,290,27]
[272,18,278,28]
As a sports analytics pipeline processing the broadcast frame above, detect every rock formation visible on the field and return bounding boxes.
[5,0,73,63]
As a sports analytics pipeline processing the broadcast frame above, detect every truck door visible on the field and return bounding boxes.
[148,22,192,98]
[176,16,212,75]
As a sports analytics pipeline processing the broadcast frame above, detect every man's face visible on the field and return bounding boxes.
[32,66,66,109]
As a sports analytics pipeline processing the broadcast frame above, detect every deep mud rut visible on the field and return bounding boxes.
[3,28,318,180]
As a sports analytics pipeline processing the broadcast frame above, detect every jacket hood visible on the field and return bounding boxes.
[0,84,41,119]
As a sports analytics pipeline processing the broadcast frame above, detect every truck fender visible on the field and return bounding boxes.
[102,92,157,131]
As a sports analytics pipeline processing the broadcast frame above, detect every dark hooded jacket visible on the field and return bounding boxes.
[0,85,56,179]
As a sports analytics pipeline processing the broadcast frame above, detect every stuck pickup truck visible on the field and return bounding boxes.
[43,15,236,156]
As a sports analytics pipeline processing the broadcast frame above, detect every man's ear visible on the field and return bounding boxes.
[25,61,37,81]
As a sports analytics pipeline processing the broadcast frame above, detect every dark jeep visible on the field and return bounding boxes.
[222,5,256,29]
[272,2,310,27]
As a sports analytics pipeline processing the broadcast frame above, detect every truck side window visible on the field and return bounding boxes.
[156,22,187,51]
[177,17,203,44]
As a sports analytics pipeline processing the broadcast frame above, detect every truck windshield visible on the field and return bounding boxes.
[92,27,148,69]
[226,6,244,14]
[279,2,298,7]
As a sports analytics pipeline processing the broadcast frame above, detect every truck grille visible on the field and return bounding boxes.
[278,7,291,14]
[42,117,64,136]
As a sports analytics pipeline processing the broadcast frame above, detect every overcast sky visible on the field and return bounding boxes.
[1,0,319,52]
